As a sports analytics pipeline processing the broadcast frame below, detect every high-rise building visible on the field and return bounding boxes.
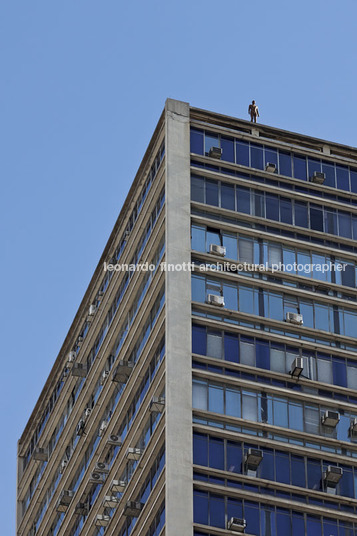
[17,99,357,536]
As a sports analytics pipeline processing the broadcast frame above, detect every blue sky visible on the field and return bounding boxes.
[1,0,356,532]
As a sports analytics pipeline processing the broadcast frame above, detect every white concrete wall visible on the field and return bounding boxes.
[164,98,193,535]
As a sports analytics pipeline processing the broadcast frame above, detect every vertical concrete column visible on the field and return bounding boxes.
[164,99,193,535]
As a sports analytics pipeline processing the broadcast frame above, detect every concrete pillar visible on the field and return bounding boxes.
[164,98,193,535]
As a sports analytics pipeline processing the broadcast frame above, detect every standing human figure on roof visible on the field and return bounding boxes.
[248,100,259,123]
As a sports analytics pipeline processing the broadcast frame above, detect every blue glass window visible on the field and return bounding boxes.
[209,384,224,413]
[261,450,275,480]
[280,197,293,224]
[244,502,260,535]
[310,206,324,232]
[344,310,357,338]
[236,186,251,214]
[306,515,321,536]
[192,325,207,355]
[191,176,204,203]
[223,283,238,311]
[191,225,205,252]
[353,216,357,240]
[350,169,357,194]
[292,513,305,536]
[236,141,249,166]
[322,162,336,188]
[314,304,330,332]
[210,494,225,528]
[294,202,308,228]
[308,158,322,179]
[336,166,350,191]
[193,491,208,525]
[332,357,347,388]
[325,210,337,235]
[206,180,219,206]
[251,143,264,170]
[293,156,307,181]
[222,233,237,260]
[227,441,242,473]
[224,333,239,363]
[266,194,280,221]
[192,275,205,303]
[279,151,292,177]
[265,148,278,168]
[291,455,306,487]
[254,192,265,218]
[277,510,292,536]
[256,341,270,370]
[239,287,256,315]
[191,129,204,155]
[289,403,304,432]
[307,459,321,491]
[209,437,224,470]
[226,388,241,418]
[227,498,243,522]
[341,263,355,288]
[323,520,338,536]
[221,183,235,211]
[268,293,283,321]
[205,133,219,155]
[338,212,352,238]
[275,452,290,484]
[221,136,234,163]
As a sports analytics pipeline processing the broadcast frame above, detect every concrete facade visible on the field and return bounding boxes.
[164,99,193,536]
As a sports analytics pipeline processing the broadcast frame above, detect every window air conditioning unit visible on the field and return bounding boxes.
[290,357,304,378]
[310,171,326,185]
[95,514,111,527]
[350,418,357,437]
[111,479,127,493]
[83,408,92,420]
[67,351,76,365]
[60,459,68,474]
[227,517,247,532]
[112,361,134,383]
[244,448,263,470]
[100,370,110,385]
[126,447,143,461]
[208,146,222,159]
[99,420,108,437]
[95,462,110,473]
[209,244,226,257]
[103,495,120,508]
[324,465,343,484]
[206,294,225,307]
[32,447,48,462]
[123,500,143,517]
[56,489,74,512]
[149,396,165,413]
[74,502,89,516]
[286,312,303,325]
[321,410,340,427]
[71,363,87,378]
[265,162,276,173]
[89,471,106,484]
[107,434,122,447]
[88,304,96,316]
[76,419,85,436]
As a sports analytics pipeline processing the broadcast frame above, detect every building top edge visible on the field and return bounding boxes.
[190,105,357,159]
